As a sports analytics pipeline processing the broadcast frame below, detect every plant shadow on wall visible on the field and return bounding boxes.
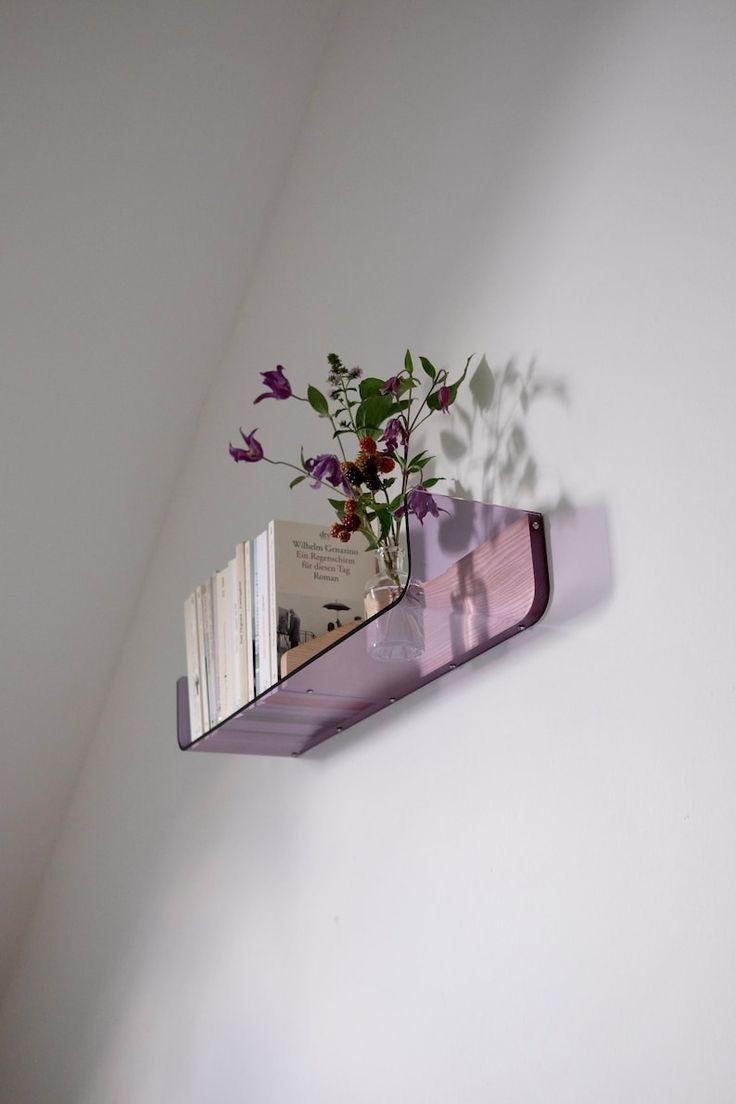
[436,355,566,513]
[427,353,613,632]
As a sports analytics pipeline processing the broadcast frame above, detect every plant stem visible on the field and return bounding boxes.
[328,414,349,460]
[338,377,358,433]
[262,456,350,496]
[407,369,448,433]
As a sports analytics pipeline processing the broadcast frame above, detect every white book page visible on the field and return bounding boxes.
[228,556,240,712]
[194,585,210,731]
[215,567,229,720]
[183,592,203,739]
[243,540,254,702]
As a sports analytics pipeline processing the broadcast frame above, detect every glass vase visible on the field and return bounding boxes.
[364,544,425,661]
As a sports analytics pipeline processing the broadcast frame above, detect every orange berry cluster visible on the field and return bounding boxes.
[339,436,395,493]
[331,437,397,543]
[359,436,395,473]
[330,499,362,543]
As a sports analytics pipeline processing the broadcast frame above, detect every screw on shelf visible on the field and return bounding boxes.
[532,520,541,530]
[336,727,343,733]
[518,624,526,630]
[389,697,396,703]
[449,663,457,670]
[306,688,314,694]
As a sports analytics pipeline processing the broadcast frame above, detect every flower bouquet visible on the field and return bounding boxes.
[230,351,471,658]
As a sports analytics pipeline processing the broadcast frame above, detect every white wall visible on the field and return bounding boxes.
[3,1,736,1100]
[0,0,339,989]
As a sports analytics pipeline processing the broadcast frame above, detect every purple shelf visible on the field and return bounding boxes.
[177,496,550,757]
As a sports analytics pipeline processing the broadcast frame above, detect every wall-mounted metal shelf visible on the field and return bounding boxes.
[177,496,550,756]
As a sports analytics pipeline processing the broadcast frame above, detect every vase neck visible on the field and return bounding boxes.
[375,543,405,577]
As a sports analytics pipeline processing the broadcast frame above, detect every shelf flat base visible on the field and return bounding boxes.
[178,499,549,756]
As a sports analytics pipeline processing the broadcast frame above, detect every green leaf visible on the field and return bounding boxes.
[307,384,329,416]
[447,355,473,402]
[359,377,383,399]
[419,356,436,380]
[438,360,472,411]
[289,475,306,489]
[356,394,393,433]
[328,497,345,511]
[422,477,444,488]
[375,506,393,542]
[404,349,414,376]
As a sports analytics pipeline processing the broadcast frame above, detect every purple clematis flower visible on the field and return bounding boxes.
[437,384,452,412]
[305,453,349,491]
[395,485,445,524]
[229,427,264,463]
[254,365,292,403]
[380,416,409,454]
[380,375,402,396]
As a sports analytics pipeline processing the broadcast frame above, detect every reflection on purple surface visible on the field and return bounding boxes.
[177,496,550,757]
[365,578,426,661]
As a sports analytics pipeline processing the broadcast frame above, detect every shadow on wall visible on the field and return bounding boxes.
[436,354,614,626]
[438,355,566,509]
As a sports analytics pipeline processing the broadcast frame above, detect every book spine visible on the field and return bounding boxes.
[267,520,278,684]
[234,542,249,709]
[227,556,240,712]
[244,540,255,703]
[203,576,218,724]
[183,592,204,739]
[253,531,270,694]
[195,584,210,732]
[215,567,230,720]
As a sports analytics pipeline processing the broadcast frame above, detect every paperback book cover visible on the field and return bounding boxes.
[266,520,375,680]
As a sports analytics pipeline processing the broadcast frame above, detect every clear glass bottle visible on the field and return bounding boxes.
[364,544,425,661]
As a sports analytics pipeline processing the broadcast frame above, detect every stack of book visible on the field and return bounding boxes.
[184,520,375,738]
